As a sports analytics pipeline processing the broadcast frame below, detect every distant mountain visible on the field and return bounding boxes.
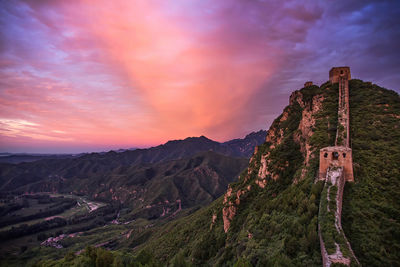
[0,151,247,219]
[117,131,266,164]
[223,130,267,157]
[0,131,265,166]
[0,131,266,214]
[0,153,79,164]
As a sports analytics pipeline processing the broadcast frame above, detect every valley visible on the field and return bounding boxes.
[0,131,266,265]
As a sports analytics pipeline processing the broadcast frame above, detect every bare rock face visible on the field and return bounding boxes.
[290,90,305,108]
[294,94,325,181]
[255,111,288,185]
[210,213,217,230]
[222,185,250,232]
[222,187,235,233]
[257,90,324,185]
[222,205,236,233]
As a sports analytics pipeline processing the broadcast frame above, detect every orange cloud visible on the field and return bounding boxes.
[80,1,279,141]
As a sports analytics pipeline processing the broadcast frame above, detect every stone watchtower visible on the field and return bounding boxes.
[304,81,313,87]
[319,67,354,182]
[329,67,351,83]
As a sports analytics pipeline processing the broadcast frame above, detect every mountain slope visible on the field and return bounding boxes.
[133,80,399,266]
[223,130,267,157]
[0,151,248,219]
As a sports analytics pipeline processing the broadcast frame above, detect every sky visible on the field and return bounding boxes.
[0,0,399,153]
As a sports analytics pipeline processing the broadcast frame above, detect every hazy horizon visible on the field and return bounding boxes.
[0,130,267,154]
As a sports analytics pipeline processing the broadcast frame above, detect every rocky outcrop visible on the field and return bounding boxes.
[258,91,325,185]
[294,94,325,181]
[222,187,236,233]
[222,185,251,232]
[222,90,314,232]
[222,89,319,232]
[220,83,335,233]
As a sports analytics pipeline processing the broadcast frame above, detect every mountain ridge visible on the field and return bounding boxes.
[0,130,266,165]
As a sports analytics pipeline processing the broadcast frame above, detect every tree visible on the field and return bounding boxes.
[233,258,252,267]
[96,248,114,267]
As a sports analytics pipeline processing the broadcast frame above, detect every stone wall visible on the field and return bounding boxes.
[318,168,358,266]
[319,67,359,266]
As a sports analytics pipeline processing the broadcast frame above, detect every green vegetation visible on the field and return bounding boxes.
[0,195,77,230]
[341,80,400,266]
[31,246,160,267]
[318,180,353,259]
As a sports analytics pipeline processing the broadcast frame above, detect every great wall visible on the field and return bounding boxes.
[221,67,362,266]
[317,67,360,266]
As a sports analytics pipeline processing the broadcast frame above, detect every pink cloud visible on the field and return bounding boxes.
[1,0,283,150]
[1,0,399,152]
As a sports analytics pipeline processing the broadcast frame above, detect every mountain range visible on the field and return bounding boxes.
[0,131,266,220]
[0,79,399,267]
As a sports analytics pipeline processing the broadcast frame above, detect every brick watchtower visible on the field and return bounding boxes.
[319,67,354,182]
[329,67,351,83]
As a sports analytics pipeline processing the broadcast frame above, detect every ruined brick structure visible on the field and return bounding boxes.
[319,67,354,182]
[334,67,351,147]
[304,81,313,87]
[329,67,351,83]
[318,67,359,266]
[319,146,354,182]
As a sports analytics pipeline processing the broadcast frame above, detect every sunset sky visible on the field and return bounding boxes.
[1,0,399,153]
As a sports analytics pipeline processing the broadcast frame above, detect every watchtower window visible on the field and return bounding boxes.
[343,153,347,158]
[324,153,328,158]
[332,152,339,160]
